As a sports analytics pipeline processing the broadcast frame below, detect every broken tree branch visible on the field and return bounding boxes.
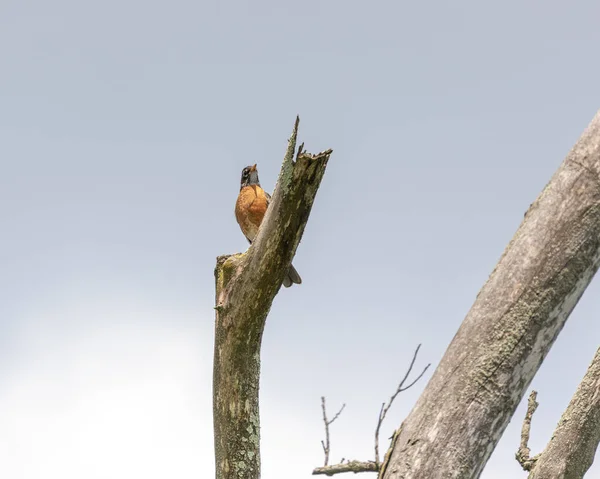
[382,109,600,478]
[515,390,540,471]
[320,397,346,467]
[213,117,332,479]
[526,347,600,479]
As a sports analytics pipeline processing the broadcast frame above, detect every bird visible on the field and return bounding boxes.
[235,164,302,288]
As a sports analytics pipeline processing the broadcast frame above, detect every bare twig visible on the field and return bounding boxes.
[321,397,346,466]
[312,460,378,476]
[375,344,431,465]
[516,390,540,471]
[312,345,430,476]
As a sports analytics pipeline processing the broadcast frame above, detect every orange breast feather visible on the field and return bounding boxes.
[235,185,269,242]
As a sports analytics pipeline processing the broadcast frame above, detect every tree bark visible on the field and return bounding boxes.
[382,110,600,478]
[213,117,332,479]
[528,347,600,479]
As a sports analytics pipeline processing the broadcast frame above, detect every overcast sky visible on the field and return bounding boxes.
[2,1,600,478]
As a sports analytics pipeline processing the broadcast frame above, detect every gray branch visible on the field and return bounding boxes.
[375,344,430,466]
[526,347,600,478]
[313,345,429,477]
[213,117,332,479]
[320,397,346,467]
[515,391,540,471]
[382,110,600,478]
[312,461,379,476]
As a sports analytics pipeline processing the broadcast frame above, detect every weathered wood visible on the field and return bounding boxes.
[383,110,600,478]
[312,460,379,476]
[213,117,332,479]
[528,347,600,479]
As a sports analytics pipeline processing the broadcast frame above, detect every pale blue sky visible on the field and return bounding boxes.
[2,1,600,478]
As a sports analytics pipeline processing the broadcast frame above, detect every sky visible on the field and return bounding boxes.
[1,1,600,478]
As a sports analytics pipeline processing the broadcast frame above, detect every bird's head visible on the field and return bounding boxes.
[240,164,260,188]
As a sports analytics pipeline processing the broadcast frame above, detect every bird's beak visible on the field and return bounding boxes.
[250,164,257,172]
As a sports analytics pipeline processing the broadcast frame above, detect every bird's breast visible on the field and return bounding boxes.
[235,185,269,242]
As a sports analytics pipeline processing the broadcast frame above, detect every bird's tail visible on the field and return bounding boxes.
[282,263,302,288]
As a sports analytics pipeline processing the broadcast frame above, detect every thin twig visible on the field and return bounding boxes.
[375,344,431,465]
[321,396,346,467]
[516,390,540,471]
[312,345,430,476]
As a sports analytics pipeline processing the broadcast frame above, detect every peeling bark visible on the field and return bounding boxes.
[213,118,332,479]
[383,110,600,478]
[527,348,600,479]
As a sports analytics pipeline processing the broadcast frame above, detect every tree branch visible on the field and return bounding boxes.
[313,461,379,476]
[526,347,600,479]
[320,397,346,466]
[375,344,430,466]
[515,390,539,471]
[382,109,600,478]
[213,117,332,479]
[312,345,430,476]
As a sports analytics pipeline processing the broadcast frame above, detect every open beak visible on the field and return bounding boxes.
[249,164,257,172]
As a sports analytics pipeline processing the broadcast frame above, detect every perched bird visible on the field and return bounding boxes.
[235,164,302,288]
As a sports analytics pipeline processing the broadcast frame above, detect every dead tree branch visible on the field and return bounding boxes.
[382,110,600,478]
[213,117,332,479]
[313,461,379,476]
[314,397,377,476]
[320,397,346,467]
[312,345,430,476]
[521,347,600,479]
[375,344,430,466]
[515,391,540,471]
